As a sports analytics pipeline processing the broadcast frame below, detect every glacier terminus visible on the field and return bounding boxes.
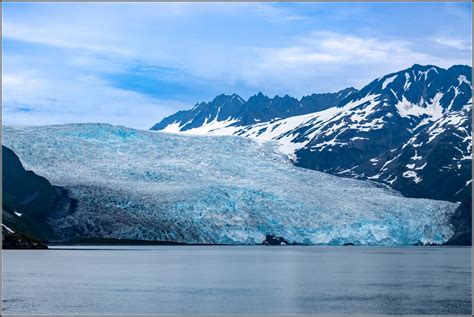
[3,123,458,245]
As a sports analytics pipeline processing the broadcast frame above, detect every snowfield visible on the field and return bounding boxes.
[3,123,458,245]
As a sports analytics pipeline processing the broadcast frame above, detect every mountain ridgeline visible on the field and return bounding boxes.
[151,64,472,244]
[151,87,357,131]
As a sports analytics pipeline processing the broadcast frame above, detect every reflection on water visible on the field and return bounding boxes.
[2,246,471,314]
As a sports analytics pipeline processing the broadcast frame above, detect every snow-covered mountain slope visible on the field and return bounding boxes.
[296,65,471,165]
[296,65,472,201]
[350,99,472,202]
[3,124,457,245]
[151,64,472,203]
[154,94,383,157]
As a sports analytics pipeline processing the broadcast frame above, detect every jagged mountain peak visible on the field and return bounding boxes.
[152,86,356,131]
[273,94,293,100]
[348,64,472,117]
[361,64,470,93]
[212,93,245,104]
[152,64,471,132]
[248,91,270,102]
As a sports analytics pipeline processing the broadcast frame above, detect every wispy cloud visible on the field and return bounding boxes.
[236,31,468,96]
[3,22,134,56]
[252,3,309,22]
[432,37,471,50]
[2,71,183,129]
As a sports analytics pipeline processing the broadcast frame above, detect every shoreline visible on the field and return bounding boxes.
[44,243,469,248]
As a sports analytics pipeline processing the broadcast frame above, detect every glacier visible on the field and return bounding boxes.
[2,123,458,245]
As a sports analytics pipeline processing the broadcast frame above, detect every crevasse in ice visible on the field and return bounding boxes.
[3,123,457,245]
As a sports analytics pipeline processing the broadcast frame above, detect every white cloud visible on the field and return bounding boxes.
[3,22,134,57]
[2,71,183,129]
[252,3,308,22]
[432,37,471,50]
[3,73,42,87]
[233,32,468,96]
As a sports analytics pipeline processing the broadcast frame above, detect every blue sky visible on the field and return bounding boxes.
[2,2,472,129]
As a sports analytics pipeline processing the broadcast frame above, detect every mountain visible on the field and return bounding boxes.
[2,123,457,245]
[151,87,357,132]
[151,64,472,245]
[295,64,472,200]
[151,64,472,200]
[292,65,472,241]
[446,198,472,245]
[2,225,48,249]
[2,145,76,244]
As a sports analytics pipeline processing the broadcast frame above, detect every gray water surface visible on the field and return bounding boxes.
[2,246,471,314]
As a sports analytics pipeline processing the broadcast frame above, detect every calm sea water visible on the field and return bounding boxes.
[2,246,471,314]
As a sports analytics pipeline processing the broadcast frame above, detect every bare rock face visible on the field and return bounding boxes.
[2,225,48,249]
[2,145,76,245]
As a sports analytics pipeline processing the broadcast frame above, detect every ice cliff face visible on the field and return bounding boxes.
[3,123,457,245]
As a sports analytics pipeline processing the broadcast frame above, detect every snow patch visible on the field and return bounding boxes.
[382,75,397,90]
[395,94,444,120]
[2,224,14,234]
[402,170,422,183]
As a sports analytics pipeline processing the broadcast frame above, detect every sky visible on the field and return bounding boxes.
[2,2,472,129]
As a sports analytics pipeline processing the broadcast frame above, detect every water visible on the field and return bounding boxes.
[2,246,471,315]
